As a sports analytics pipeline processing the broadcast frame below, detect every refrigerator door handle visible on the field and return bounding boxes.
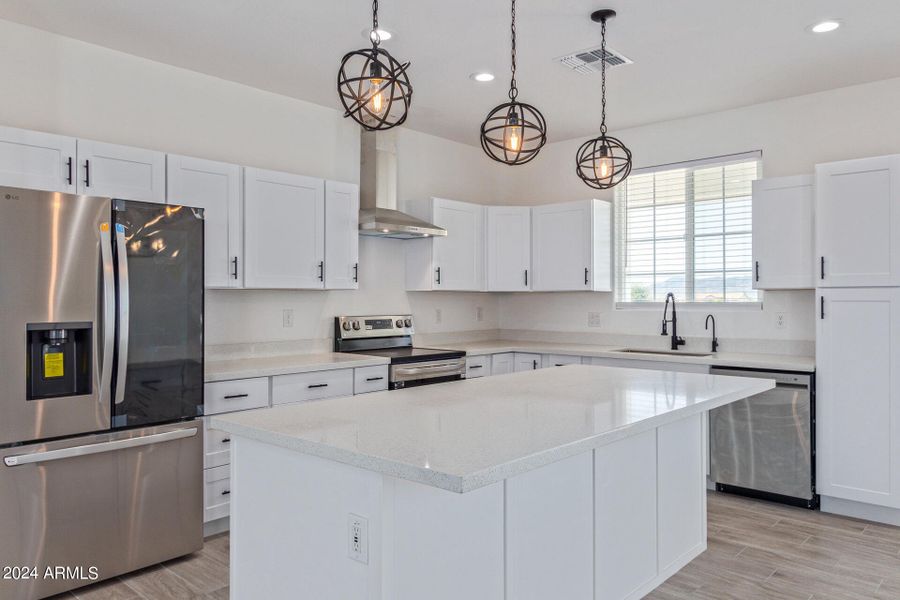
[114,223,130,405]
[3,427,198,466]
[99,223,115,407]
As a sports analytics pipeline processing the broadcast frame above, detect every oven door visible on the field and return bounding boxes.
[390,358,466,389]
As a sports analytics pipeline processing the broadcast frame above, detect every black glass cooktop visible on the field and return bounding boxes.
[356,347,465,364]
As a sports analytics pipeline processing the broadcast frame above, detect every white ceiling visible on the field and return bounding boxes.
[2,0,900,145]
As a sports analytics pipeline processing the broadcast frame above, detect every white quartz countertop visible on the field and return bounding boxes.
[443,340,815,373]
[211,365,773,493]
[205,352,389,383]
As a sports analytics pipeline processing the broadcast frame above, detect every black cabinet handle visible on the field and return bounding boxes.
[232,256,239,280]
[755,261,759,282]
[366,376,384,382]
[533,359,538,370]
[353,262,359,283]
[820,296,825,320]
[84,159,90,187]
[318,261,325,282]
[221,490,231,496]
[584,267,589,285]
[66,157,73,185]
[221,438,231,444]
[308,383,328,389]
[436,267,442,285]
[820,256,825,280]
[469,365,483,370]
[223,393,249,399]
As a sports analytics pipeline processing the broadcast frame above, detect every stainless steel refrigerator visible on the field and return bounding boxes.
[0,186,205,600]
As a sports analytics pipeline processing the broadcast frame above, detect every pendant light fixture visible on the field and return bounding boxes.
[480,0,547,165]
[575,9,632,189]
[337,0,413,130]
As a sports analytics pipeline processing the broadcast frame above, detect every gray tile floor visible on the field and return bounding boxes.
[54,493,900,599]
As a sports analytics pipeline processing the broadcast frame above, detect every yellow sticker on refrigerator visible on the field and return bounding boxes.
[43,352,64,379]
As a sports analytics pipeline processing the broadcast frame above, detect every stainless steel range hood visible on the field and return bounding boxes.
[359,130,446,239]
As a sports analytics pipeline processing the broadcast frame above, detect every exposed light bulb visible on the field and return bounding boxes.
[595,146,612,180]
[504,112,523,152]
[366,62,388,118]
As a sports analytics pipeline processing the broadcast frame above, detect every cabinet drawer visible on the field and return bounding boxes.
[272,369,354,405]
[204,465,231,522]
[204,377,269,415]
[203,417,231,469]
[354,365,389,394]
[466,355,491,378]
[491,353,515,375]
[543,354,583,367]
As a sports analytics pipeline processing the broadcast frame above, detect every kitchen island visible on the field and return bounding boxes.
[212,365,772,600]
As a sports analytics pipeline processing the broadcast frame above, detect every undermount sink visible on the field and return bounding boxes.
[615,348,713,358]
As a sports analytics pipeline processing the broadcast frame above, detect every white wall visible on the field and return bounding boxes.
[497,76,900,344]
[0,19,503,346]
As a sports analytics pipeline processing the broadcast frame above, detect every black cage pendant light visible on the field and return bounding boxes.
[575,9,632,189]
[480,0,547,165]
[337,0,413,130]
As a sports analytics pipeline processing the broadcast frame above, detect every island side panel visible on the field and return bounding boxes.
[506,452,594,600]
[230,437,384,600]
[595,428,658,600]
[388,477,504,600]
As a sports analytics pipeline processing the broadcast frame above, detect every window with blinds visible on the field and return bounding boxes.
[615,152,762,304]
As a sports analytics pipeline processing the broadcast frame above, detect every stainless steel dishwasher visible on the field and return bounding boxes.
[709,367,818,509]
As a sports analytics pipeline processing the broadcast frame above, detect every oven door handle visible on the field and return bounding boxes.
[392,360,465,378]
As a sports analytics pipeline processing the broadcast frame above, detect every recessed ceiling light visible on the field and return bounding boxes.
[361,28,393,42]
[470,72,495,82]
[810,20,841,33]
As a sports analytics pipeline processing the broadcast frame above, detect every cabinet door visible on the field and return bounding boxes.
[324,181,360,290]
[752,175,814,290]
[76,139,166,203]
[491,353,515,375]
[486,206,531,291]
[532,200,592,291]
[0,126,76,193]
[817,287,900,508]
[167,155,242,288]
[432,198,485,290]
[244,168,325,289]
[816,156,900,287]
[514,353,542,372]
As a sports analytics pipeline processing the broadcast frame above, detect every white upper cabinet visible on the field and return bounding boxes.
[816,287,900,508]
[243,167,325,289]
[751,175,814,290]
[167,155,243,288]
[816,155,900,287]
[76,139,166,203]
[486,206,531,292]
[531,199,611,292]
[406,198,485,291]
[324,181,360,290]
[0,126,76,194]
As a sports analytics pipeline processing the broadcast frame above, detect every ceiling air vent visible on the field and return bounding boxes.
[555,45,632,75]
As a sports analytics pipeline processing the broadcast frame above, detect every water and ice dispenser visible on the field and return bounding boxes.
[26,322,92,400]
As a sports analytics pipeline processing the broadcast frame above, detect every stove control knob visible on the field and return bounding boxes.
[342,321,351,331]
[352,321,360,330]
[404,318,412,327]
[395,319,404,328]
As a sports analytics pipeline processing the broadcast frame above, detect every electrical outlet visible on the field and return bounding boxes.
[475,306,484,322]
[434,308,442,324]
[775,312,786,330]
[282,309,294,328]
[588,312,603,328]
[348,514,368,564]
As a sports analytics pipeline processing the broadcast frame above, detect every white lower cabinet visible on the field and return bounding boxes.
[491,353,515,375]
[272,368,355,405]
[817,287,900,508]
[585,356,710,374]
[466,355,491,378]
[204,377,269,415]
[203,416,232,469]
[543,354,583,368]
[514,353,542,372]
[353,365,389,394]
[204,464,232,523]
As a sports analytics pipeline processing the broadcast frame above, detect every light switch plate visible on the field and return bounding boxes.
[588,312,603,328]
[775,312,786,330]
[282,309,294,328]
[348,514,368,564]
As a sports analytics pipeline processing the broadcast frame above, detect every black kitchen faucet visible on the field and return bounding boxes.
[661,292,686,351]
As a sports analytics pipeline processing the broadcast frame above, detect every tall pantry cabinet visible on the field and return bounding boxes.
[816,154,900,513]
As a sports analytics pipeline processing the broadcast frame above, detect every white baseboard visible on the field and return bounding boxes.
[624,542,706,600]
[203,516,229,538]
[820,496,900,526]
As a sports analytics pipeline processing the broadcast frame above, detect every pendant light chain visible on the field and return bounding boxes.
[509,0,518,101]
[599,16,607,134]
[371,0,380,46]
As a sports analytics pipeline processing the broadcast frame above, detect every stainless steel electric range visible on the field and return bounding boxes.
[334,315,466,389]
